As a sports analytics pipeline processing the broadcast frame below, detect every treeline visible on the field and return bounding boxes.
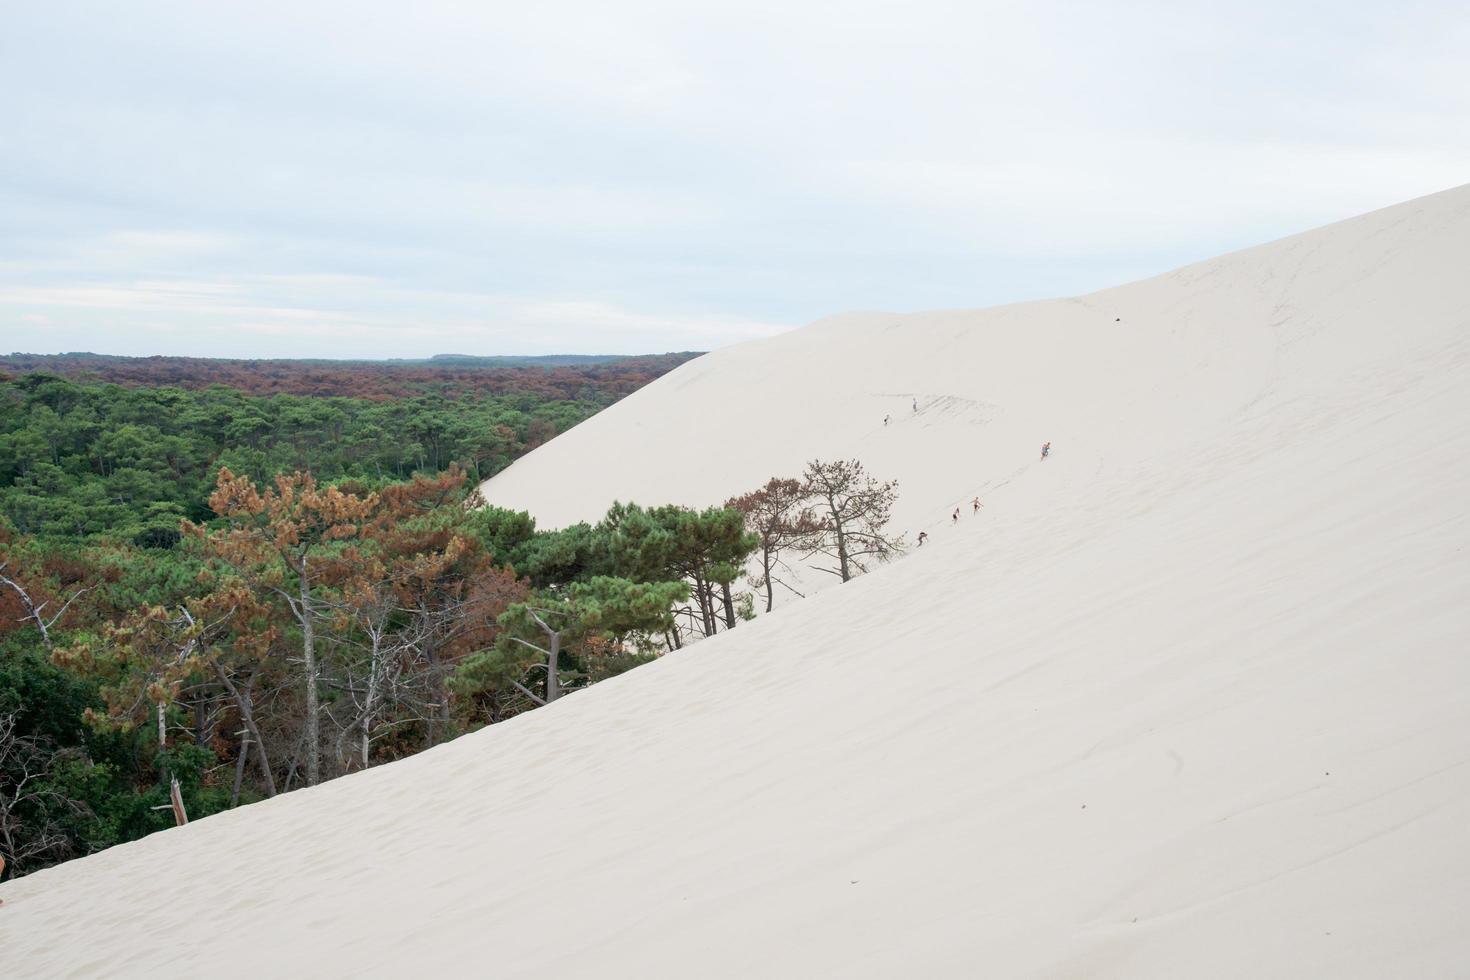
[0,470,689,875]
[0,458,903,879]
[0,374,622,542]
[0,352,701,400]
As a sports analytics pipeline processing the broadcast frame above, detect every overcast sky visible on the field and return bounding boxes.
[2,1,1466,358]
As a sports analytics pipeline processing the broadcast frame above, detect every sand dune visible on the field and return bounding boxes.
[3,185,1468,978]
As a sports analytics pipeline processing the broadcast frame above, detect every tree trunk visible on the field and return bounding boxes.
[356,631,384,771]
[253,729,277,797]
[545,630,562,703]
[423,627,451,748]
[193,696,210,747]
[156,701,170,785]
[216,666,276,798]
[763,545,775,612]
[230,735,250,807]
[834,514,851,582]
[299,570,320,787]
[693,573,716,636]
[169,777,189,826]
[721,581,737,629]
[691,572,705,634]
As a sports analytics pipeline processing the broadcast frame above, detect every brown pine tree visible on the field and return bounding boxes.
[726,478,822,612]
[185,469,379,787]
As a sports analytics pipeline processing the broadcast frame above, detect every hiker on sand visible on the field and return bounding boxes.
[972,496,982,513]
[912,398,918,413]
[1040,441,1051,460]
[884,415,890,426]
[952,508,960,524]
[917,531,928,546]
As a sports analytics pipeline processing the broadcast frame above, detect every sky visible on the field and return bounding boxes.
[1,1,1466,359]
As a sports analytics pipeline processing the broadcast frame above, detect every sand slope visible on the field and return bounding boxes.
[3,185,1469,978]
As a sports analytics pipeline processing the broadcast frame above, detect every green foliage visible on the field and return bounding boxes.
[0,374,614,541]
[509,522,603,589]
[0,645,99,744]
[461,506,539,567]
[0,358,778,883]
[0,640,197,875]
[568,576,689,643]
[596,501,758,637]
[599,502,758,587]
[452,577,689,704]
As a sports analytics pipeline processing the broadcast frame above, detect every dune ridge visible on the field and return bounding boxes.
[3,184,1468,978]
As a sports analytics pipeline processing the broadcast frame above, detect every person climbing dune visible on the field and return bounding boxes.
[972,496,982,513]
[1040,441,1051,461]
[917,531,928,546]
[952,508,960,524]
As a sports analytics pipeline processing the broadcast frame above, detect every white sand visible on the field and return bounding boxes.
[3,185,1469,978]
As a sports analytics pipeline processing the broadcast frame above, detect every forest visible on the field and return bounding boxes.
[0,351,700,400]
[0,358,901,881]
[0,372,657,543]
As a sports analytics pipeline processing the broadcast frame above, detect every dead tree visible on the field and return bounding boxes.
[212,665,277,797]
[0,714,89,876]
[503,606,566,705]
[0,561,91,653]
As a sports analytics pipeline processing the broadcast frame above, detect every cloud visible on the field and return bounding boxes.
[0,271,790,357]
[514,300,787,343]
[1,1,1466,356]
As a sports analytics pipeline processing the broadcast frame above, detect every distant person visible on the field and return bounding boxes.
[884,415,890,426]
[917,531,928,546]
[1040,441,1051,460]
[912,398,918,413]
[972,496,982,513]
[952,508,960,524]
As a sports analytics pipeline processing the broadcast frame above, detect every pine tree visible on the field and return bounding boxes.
[802,459,903,582]
[727,478,823,612]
